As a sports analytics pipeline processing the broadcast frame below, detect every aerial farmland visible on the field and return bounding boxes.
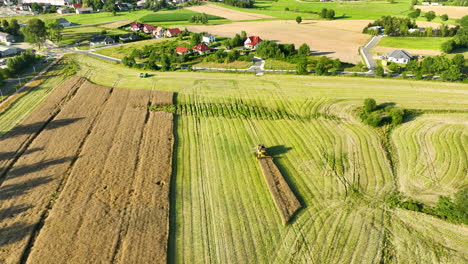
[0,0,467,263]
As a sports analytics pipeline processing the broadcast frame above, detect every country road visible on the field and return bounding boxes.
[361,35,382,70]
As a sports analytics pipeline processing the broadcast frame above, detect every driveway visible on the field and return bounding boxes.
[361,35,382,70]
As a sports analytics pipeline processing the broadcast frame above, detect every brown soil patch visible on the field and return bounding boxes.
[186,3,274,21]
[416,5,468,19]
[101,20,133,29]
[0,78,174,263]
[187,20,371,63]
[258,157,301,224]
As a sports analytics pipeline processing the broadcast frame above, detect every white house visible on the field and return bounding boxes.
[387,49,412,64]
[75,7,93,14]
[244,36,262,50]
[0,32,15,43]
[56,8,70,14]
[152,27,165,38]
[202,33,215,44]
[56,18,71,27]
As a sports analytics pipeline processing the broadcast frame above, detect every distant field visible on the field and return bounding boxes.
[187,3,274,21]
[378,37,449,51]
[416,5,468,19]
[61,26,127,45]
[139,9,224,23]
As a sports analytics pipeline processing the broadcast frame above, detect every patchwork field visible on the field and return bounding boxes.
[0,54,467,263]
[186,3,274,21]
[0,76,174,263]
[187,20,370,63]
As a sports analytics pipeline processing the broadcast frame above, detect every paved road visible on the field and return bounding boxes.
[360,35,382,71]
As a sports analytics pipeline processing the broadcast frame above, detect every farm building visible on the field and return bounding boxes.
[192,43,212,55]
[0,32,15,43]
[119,33,138,41]
[89,36,115,46]
[0,45,20,57]
[143,24,156,34]
[152,27,165,38]
[387,49,412,64]
[244,36,262,50]
[56,18,71,27]
[130,22,143,32]
[203,33,216,43]
[76,7,93,14]
[165,28,181,38]
[175,46,189,55]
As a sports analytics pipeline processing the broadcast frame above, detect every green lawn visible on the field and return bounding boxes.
[61,26,127,45]
[378,37,450,51]
[139,9,223,23]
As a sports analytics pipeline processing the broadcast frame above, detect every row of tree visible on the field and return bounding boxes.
[20,18,65,48]
[319,8,335,20]
[188,13,209,24]
[441,15,468,53]
[0,19,21,36]
[0,49,37,79]
[213,0,255,8]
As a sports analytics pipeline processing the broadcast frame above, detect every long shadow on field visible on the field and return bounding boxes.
[3,157,74,180]
[0,222,36,248]
[310,50,335,57]
[0,118,84,141]
[0,176,53,202]
[0,148,43,162]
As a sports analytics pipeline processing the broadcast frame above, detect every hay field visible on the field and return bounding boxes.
[187,20,372,63]
[0,77,174,263]
[186,3,274,21]
[416,5,468,19]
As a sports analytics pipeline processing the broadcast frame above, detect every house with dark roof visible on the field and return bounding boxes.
[387,49,412,64]
[119,33,139,42]
[175,46,189,55]
[244,36,262,50]
[56,18,71,27]
[89,36,115,46]
[165,28,181,38]
[192,43,212,55]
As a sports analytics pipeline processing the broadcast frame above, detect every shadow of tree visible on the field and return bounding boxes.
[0,204,33,220]
[0,148,43,162]
[0,222,35,248]
[6,157,74,180]
[0,118,84,141]
[0,176,53,202]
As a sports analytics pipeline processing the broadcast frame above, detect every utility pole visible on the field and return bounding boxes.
[17,76,21,89]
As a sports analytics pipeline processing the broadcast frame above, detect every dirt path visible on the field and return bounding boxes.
[186,3,274,21]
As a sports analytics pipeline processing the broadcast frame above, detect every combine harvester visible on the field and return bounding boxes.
[255,145,301,224]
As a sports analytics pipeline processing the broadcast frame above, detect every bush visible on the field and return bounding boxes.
[298,43,310,56]
[363,98,377,113]
[440,14,449,21]
[374,66,384,77]
[296,59,308,74]
[424,11,436,21]
[441,40,455,53]
[389,108,404,125]
[296,16,302,24]
[364,112,382,127]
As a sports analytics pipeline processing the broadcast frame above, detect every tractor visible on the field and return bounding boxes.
[255,144,269,159]
[139,73,148,78]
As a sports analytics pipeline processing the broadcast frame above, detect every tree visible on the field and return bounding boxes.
[451,54,465,69]
[326,9,335,20]
[46,19,64,43]
[1,20,9,31]
[21,19,47,48]
[363,98,377,113]
[240,30,247,42]
[441,40,455,53]
[424,11,436,21]
[200,13,209,24]
[440,14,449,21]
[188,16,196,23]
[230,34,242,47]
[122,56,136,67]
[191,33,202,46]
[440,65,461,81]
[454,188,468,224]
[408,8,421,19]
[389,108,404,125]
[460,15,468,28]
[298,43,310,56]
[374,66,384,77]
[160,54,171,71]
[7,19,20,36]
[296,16,302,24]
[320,8,328,19]
[296,59,308,74]
[364,112,382,127]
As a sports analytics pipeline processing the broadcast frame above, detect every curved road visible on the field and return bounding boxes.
[360,35,382,71]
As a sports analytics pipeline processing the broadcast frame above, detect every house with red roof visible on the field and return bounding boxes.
[130,22,143,32]
[175,46,189,55]
[143,24,156,34]
[192,43,212,55]
[244,36,262,50]
[71,3,82,9]
[165,28,181,38]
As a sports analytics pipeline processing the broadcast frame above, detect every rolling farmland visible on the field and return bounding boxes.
[0,55,467,263]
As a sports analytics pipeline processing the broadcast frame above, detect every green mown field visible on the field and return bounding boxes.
[378,37,450,51]
[1,54,466,263]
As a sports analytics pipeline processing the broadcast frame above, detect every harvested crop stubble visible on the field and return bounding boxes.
[0,80,112,263]
[0,76,85,176]
[258,157,301,224]
[25,86,174,263]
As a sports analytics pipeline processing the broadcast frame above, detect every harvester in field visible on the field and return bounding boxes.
[255,144,270,159]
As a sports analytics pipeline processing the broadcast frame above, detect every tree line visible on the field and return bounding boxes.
[441,15,468,53]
